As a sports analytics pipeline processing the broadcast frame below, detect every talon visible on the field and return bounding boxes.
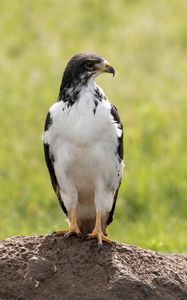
[64,228,82,238]
[87,231,113,245]
[86,212,113,246]
[98,241,103,251]
[53,227,81,238]
[52,230,67,236]
[53,208,82,238]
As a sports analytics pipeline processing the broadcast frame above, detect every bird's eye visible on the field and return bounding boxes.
[85,61,95,70]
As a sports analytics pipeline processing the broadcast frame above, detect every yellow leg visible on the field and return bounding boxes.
[87,212,113,247]
[54,208,81,237]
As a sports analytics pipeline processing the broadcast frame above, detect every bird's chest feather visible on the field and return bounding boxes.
[46,86,119,187]
[49,87,117,150]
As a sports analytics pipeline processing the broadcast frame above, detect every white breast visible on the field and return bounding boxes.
[44,83,123,221]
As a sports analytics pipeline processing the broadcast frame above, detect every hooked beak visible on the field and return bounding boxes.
[103,61,115,77]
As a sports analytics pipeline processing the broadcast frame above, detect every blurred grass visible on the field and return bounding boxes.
[0,0,187,252]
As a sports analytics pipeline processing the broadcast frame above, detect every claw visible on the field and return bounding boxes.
[64,228,82,238]
[52,230,66,236]
[53,227,82,238]
[87,230,113,246]
[52,208,82,238]
[86,212,113,247]
[98,241,103,251]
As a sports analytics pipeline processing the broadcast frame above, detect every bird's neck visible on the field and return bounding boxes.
[58,77,97,104]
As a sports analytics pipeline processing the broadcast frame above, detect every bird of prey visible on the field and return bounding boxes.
[43,53,124,247]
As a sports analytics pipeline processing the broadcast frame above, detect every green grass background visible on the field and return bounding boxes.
[0,0,187,252]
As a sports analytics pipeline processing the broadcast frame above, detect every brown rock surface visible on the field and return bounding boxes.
[0,235,186,300]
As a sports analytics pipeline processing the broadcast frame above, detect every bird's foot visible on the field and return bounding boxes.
[87,230,113,249]
[53,207,82,238]
[53,226,82,238]
[86,211,113,249]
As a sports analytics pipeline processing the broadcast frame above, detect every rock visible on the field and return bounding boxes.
[23,255,57,289]
[0,235,186,300]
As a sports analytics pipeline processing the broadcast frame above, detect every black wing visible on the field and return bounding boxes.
[107,104,124,225]
[110,104,124,160]
[107,182,122,225]
[43,112,67,215]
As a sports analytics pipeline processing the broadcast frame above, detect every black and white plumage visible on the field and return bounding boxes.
[43,53,124,246]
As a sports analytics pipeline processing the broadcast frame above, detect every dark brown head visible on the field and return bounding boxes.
[59,53,115,94]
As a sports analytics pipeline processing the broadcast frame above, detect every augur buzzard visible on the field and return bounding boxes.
[43,53,124,247]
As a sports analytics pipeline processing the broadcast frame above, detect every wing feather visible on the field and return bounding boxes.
[107,104,124,225]
[43,112,67,216]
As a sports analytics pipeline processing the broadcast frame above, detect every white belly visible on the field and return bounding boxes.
[54,140,118,194]
[45,85,123,224]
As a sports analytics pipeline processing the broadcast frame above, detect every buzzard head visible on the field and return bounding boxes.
[60,53,115,91]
